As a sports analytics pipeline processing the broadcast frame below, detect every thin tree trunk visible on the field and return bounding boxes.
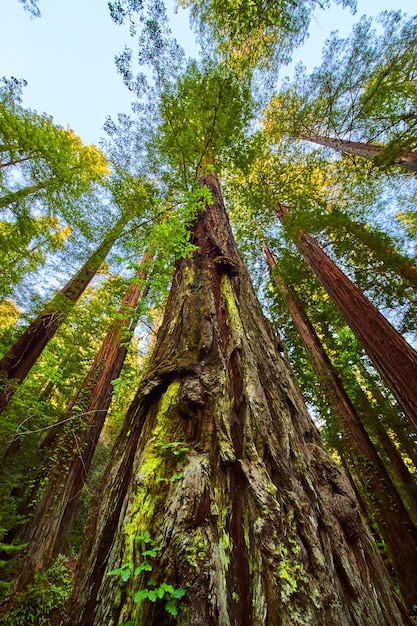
[0,178,56,208]
[265,244,417,610]
[331,212,417,288]
[300,132,417,172]
[12,250,152,591]
[348,383,417,520]
[358,368,417,470]
[276,204,417,436]
[0,214,128,414]
[64,175,409,626]
[0,155,33,169]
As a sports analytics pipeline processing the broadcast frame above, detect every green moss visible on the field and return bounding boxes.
[123,382,181,560]
[187,527,210,569]
[277,542,308,604]
[220,276,244,340]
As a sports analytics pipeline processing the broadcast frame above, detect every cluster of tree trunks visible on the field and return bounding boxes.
[276,203,417,436]
[0,213,128,414]
[63,176,409,625]
[264,243,417,610]
[9,248,152,591]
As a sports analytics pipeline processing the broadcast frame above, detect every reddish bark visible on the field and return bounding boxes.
[300,132,417,172]
[0,214,127,414]
[63,176,409,626]
[276,204,417,436]
[265,244,417,609]
[13,249,152,590]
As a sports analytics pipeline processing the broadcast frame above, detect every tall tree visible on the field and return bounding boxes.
[176,0,356,69]
[0,86,109,213]
[10,247,153,592]
[264,242,417,608]
[263,11,417,171]
[276,203,417,435]
[0,212,129,414]
[65,173,409,625]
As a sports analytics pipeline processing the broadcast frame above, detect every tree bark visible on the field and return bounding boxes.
[64,175,409,626]
[276,204,417,436]
[12,249,152,591]
[264,243,417,610]
[300,132,417,172]
[0,178,56,209]
[0,214,128,414]
[330,211,417,289]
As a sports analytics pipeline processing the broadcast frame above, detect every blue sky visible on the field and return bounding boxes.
[0,0,416,146]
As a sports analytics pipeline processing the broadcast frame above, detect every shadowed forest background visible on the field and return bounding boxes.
[1,0,417,624]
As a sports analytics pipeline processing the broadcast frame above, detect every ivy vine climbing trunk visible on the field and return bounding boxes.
[64,175,409,626]
[276,204,417,437]
[264,243,417,610]
[0,213,128,415]
[11,248,153,592]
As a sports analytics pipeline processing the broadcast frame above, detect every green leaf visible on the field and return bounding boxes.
[134,589,150,603]
[155,586,165,599]
[148,589,158,602]
[171,588,187,599]
[165,600,178,616]
[142,548,160,557]
[134,561,153,575]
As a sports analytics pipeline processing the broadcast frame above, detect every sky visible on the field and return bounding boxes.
[0,0,416,146]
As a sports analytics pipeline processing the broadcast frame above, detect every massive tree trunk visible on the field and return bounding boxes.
[299,132,417,172]
[276,204,417,436]
[64,175,408,626]
[0,214,128,414]
[264,243,417,610]
[12,249,152,591]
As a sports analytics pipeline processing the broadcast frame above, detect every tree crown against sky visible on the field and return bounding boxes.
[2,0,417,622]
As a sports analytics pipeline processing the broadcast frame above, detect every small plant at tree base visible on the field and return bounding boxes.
[108,530,186,618]
[0,554,72,625]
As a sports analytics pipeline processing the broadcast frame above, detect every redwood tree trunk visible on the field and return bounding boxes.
[264,244,417,609]
[276,204,417,436]
[0,214,127,414]
[12,249,152,590]
[300,132,417,172]
[64,176,409,626]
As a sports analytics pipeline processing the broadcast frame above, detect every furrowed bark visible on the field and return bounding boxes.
[64,175,408,626]
[12,249,152,591]
[0,214,128,414]
[276,204,417,436]
[300,133,417,172]
[265,244,417,610]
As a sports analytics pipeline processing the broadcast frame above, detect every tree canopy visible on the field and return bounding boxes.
[2,0,417,622]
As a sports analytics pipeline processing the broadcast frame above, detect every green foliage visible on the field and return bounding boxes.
[108,532,186,619]
[155,60,253,185]
[0,554,71,625]
[180,0,356,70]
[264,11,417,164]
